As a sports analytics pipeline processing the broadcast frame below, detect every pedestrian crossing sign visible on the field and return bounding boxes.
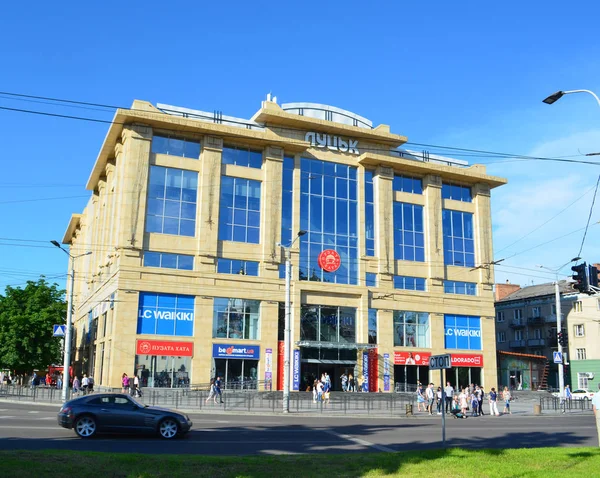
[53,325,66,337]
[553,351,563,364]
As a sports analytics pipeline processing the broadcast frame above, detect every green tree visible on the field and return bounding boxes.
[0,278,67,374]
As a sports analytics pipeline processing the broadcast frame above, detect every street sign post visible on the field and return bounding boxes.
[429,354,452,447]
[53,325,66,337]
[553,351,563,364]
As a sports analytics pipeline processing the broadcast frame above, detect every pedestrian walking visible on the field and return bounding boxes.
[416,384,425,412]
[502,386,512,414]
[470,390,479,417]
[133,375,141,397]
[444,381,454,413]
[436,387,443,415]
[426,383,435,415]
[81,374,89,395]
[489,387,500,416]
[348,374,355,392]
[57,374,63,391]
[205,379,218,404]
[459,388,468,416]
[72,376,81,396]
[477,385,485,416]
[341,372,348,392]
[215,376,224,403]
[316,380,324,402]
[122,373,130,394]
[312,379,318,403]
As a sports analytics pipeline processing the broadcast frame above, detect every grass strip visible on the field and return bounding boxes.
[1,447,599,477]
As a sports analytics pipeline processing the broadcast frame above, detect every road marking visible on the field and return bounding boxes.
[28,411,40,414]
[0,425,63,430]
[0,416,15,419]
[323,430,395,453]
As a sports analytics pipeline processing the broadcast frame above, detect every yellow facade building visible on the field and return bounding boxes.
[62,98,506,392]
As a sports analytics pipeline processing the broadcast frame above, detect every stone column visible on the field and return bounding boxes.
[423,174,444,294]
[262,146,284,277]
[374,166,394,287]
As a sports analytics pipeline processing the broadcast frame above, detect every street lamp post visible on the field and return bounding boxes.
[279,230,307,413]
[51,240,91,402]
[543,89,600,107]
[538,257,580,402]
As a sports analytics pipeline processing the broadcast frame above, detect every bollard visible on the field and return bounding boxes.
[534,404,541,415]
[406,403,413,416]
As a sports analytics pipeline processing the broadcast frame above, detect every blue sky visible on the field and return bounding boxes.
[1,1,600,291]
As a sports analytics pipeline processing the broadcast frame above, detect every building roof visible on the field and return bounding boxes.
[497,280,574,303]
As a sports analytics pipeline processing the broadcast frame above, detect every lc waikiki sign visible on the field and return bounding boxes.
[212,344,260,360]
[137,292,194,337]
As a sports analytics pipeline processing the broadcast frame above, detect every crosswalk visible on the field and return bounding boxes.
[0,415,55,420]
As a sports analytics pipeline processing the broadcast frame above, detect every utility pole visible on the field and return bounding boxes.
[554,280,565,403]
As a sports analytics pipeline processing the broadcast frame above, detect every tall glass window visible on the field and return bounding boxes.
[442,210,475,267]
[444,315,481,350]
[393,175,422,194]
[222,145,262,169]
[368,309,377,344]
[393,202,424,262]
[281,156,294,246]
[144,251,194,270]
[299,158,358,285]
[300,305,356,343]
[151,134,201,159]
[219,176,261,244]
[366,272,377,287]
[393,311,430,348]
[146,166,197,237]
[442,183,472,202]
[364,170,375,256]
[213,298,260,340]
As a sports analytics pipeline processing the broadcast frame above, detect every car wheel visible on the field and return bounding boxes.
[158,418,179,439]
[74,415,97,438]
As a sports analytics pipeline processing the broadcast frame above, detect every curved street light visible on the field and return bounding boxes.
[542,89,600,107]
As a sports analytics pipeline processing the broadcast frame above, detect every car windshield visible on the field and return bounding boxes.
[128,395,148,408]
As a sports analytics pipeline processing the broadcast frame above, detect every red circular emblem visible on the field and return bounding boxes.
[318,249,341,272]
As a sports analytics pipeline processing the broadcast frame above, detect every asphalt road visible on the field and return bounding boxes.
[0,401,597,455]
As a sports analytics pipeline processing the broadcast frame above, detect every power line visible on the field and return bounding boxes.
[577,174,600,258]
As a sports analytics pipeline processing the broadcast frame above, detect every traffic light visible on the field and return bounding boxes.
[557,331,563,346]
[571,262,589,293]
[558,330,568,347]
[588,264,599,290]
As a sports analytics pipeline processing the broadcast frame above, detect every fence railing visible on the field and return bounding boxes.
[539,396,592,412]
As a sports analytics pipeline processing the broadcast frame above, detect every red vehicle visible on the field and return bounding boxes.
[47,365,74,386]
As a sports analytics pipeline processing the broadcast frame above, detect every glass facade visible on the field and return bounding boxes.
[146,166,197,236]
[300,304,356,343]
[151,134,201,159]
[217,258,259,276]
[134,355,191,388]
[393,175,423,194]
[364,169,375,256]
[299,158,358,284]
[222,145,262,169]
[444,280,476,295]
[219,176,261,244]
[366,272,377,287]
[393,276,426,291]
[144,251,193,270]
[442,209,475,267]
[281,156,294,246]
[442,183,472,202]
[214,359,258,389]
[393,311,430,347]
[393,202,425,262]
[213,298,260,340]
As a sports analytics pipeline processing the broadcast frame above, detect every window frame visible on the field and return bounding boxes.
[212,297,261,341]
[393,311,430,348]
[576,348,587,360]
[574,324,585,337]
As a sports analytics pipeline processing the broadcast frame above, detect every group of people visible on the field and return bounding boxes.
[312,373,332,403]
[121,373,142,397]
[416,382,514,418]
[206,376,224,404]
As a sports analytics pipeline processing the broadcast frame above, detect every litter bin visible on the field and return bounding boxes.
[406,404,413,416]
[533,404,541,415]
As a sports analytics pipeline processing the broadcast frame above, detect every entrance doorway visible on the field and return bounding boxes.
[393,365,429,392]
[509,370,522,390]
[301,363,356,391]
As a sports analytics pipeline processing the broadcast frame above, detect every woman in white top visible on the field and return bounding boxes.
[459,388,468,415]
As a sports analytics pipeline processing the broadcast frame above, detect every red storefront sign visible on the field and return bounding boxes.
[136,339,193,357]
[451,354,484,367]
[317,249,341,272]
[368,348,378,392]
[277,340,285,391]
[394,351,431,366]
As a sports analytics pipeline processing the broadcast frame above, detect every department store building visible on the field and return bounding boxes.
[61,97,506,391]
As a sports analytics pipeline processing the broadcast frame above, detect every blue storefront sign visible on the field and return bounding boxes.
[383,353,390,392]
[212,343,260,359]
[292,350,300,391]
[362,351,369,392]
[444,315,482,350]
[137,292,194,337]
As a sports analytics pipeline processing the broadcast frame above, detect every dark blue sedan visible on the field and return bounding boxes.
[57,393,192,439]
